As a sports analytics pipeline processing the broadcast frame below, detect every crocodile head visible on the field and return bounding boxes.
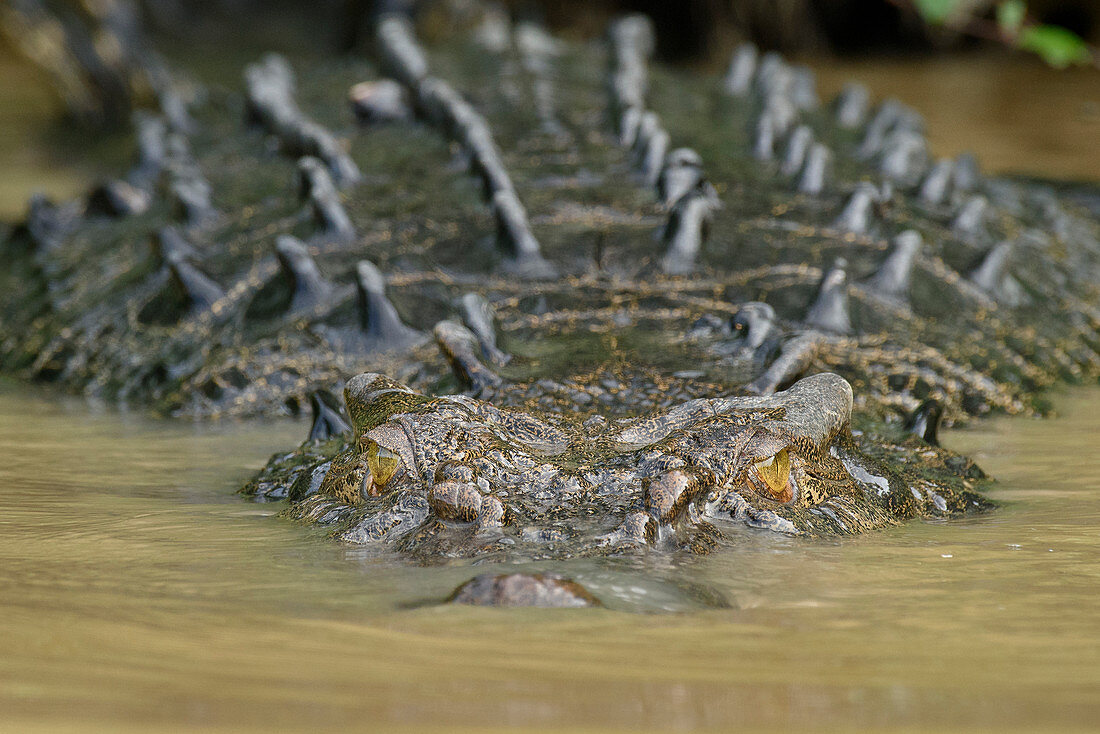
[259,370,984,559]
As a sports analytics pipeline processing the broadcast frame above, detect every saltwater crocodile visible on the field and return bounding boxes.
[3,4,1100,599]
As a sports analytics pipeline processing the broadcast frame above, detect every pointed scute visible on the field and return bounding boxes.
[805,259,852,334]
[865,230,922,301]
[355,259,423,348]
[434,320,503,394]
[274,234,334,310]
[308,389,352,441]
[905,399,943,446]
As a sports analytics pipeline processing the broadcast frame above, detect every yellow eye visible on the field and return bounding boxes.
[753,448,792,503]
[367,440,401,489]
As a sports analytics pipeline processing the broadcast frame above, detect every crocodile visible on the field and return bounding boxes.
[3,5,1100,599]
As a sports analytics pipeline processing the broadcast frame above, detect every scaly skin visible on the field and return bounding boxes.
[244,371,987,561]
[2,7,1098,573]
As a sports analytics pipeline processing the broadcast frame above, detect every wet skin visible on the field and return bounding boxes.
[247,371,987,560]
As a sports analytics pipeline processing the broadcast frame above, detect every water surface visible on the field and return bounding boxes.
[2,379,1099,732]
[0,54,128,221]
[809,55,1100,182]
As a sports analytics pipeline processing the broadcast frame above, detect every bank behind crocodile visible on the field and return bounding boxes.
[2,6,1098,604]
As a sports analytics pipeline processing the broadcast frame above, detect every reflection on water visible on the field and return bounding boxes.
[1,378,1099,732]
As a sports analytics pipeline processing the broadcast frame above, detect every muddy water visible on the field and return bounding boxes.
[1,378,1099,732]
[808,55,1100,182]
[0,54,127,221]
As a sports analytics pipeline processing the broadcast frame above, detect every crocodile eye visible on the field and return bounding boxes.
[753,448,792,503]
[367,440,402,488]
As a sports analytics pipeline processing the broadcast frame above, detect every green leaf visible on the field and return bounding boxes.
[914,0,958,24]
[996,0,1026,36]
[1018,24,1091,68]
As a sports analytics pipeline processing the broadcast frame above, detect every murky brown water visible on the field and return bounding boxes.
[1,378,1100,732]
[808,55,1100,183]
[0,55,127,222]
